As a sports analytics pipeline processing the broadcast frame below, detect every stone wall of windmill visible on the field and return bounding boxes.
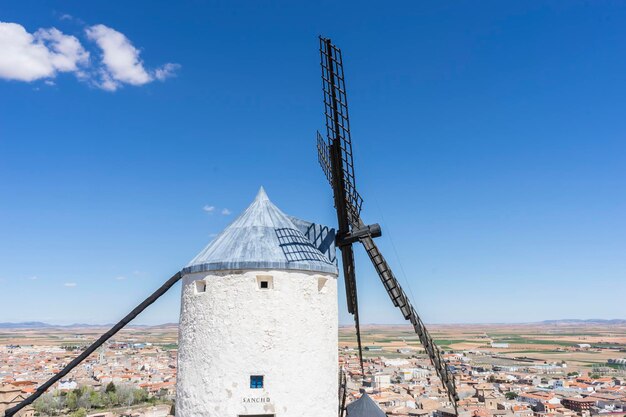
[176,269,338,416]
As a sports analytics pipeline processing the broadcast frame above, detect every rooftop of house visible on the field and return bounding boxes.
[347,393,387,417]
[562,397,596,403]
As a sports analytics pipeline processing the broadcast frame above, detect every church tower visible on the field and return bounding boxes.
[176,187,339,417]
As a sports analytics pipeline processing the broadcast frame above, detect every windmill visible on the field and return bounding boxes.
[4,37,459,417]
[316,36,459,411]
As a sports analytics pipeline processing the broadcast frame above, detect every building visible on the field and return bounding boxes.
[475,383,496,402]
[587,393,625,410]
[0,384,34,417]
[561,397,596,412]
[372,374,392,389]
[176,187,339,417]
[435,407,473,417]
[485,392,504,409]
[365,346,383,352]
[517,391,560,411]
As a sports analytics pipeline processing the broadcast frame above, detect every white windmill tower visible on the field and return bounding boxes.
[175,187,339,417]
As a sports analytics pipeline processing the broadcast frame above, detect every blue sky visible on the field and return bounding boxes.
[0,1,624,325]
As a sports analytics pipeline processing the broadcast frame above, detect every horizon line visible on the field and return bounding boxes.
[1,318,625,328]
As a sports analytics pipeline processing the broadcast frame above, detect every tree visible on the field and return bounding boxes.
[133,388,149,404]
[77,389,92,410]
[117,384,135,406]
[89,389,103,408]
[105,382,117,394]
[71,407,87,417]
[505,392,518,400]
[66,391,79,411]
[34,392,57,416]
[105,391,119,408]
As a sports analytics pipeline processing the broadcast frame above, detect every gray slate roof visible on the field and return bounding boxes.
[346,393,387,417]
[182,187,338,275]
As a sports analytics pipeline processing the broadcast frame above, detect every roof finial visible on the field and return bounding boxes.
[255,186,269,202]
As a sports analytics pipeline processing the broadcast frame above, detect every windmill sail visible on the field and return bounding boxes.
[361,236,460,409]
[317,36,459,413]
[320,37,363,226]
[319,36,366,375]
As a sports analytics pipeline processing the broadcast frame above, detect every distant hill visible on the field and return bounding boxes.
[0,322,111,329]
[0,322,178,329]
[540,319,626,325]
[1,319,624,329]
[0,322,53,329]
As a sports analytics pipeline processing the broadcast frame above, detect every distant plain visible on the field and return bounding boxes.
[2,321,625,373]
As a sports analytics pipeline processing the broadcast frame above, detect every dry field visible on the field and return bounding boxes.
[338,322,626,372]
[0,324,179,348]
[2,322,625,372]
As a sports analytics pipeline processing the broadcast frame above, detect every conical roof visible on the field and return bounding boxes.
[182,187,338,275]
[346,393,386,417]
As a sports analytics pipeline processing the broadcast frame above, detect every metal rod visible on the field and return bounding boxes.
[339,368,348,417]
[4,271,183,417]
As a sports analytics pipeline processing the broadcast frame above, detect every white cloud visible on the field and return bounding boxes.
[85,24,150,87]
[155,63,180,81]
[64,282,77,287]
[28,276,38,280]
[37,28,89,71]
[115,276,126,280]
[203,206,230,215]
[0,22,89,82]
[85,24,179,91]
[0,21,178,91]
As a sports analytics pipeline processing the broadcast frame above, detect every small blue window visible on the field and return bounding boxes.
[250,375,264,389]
